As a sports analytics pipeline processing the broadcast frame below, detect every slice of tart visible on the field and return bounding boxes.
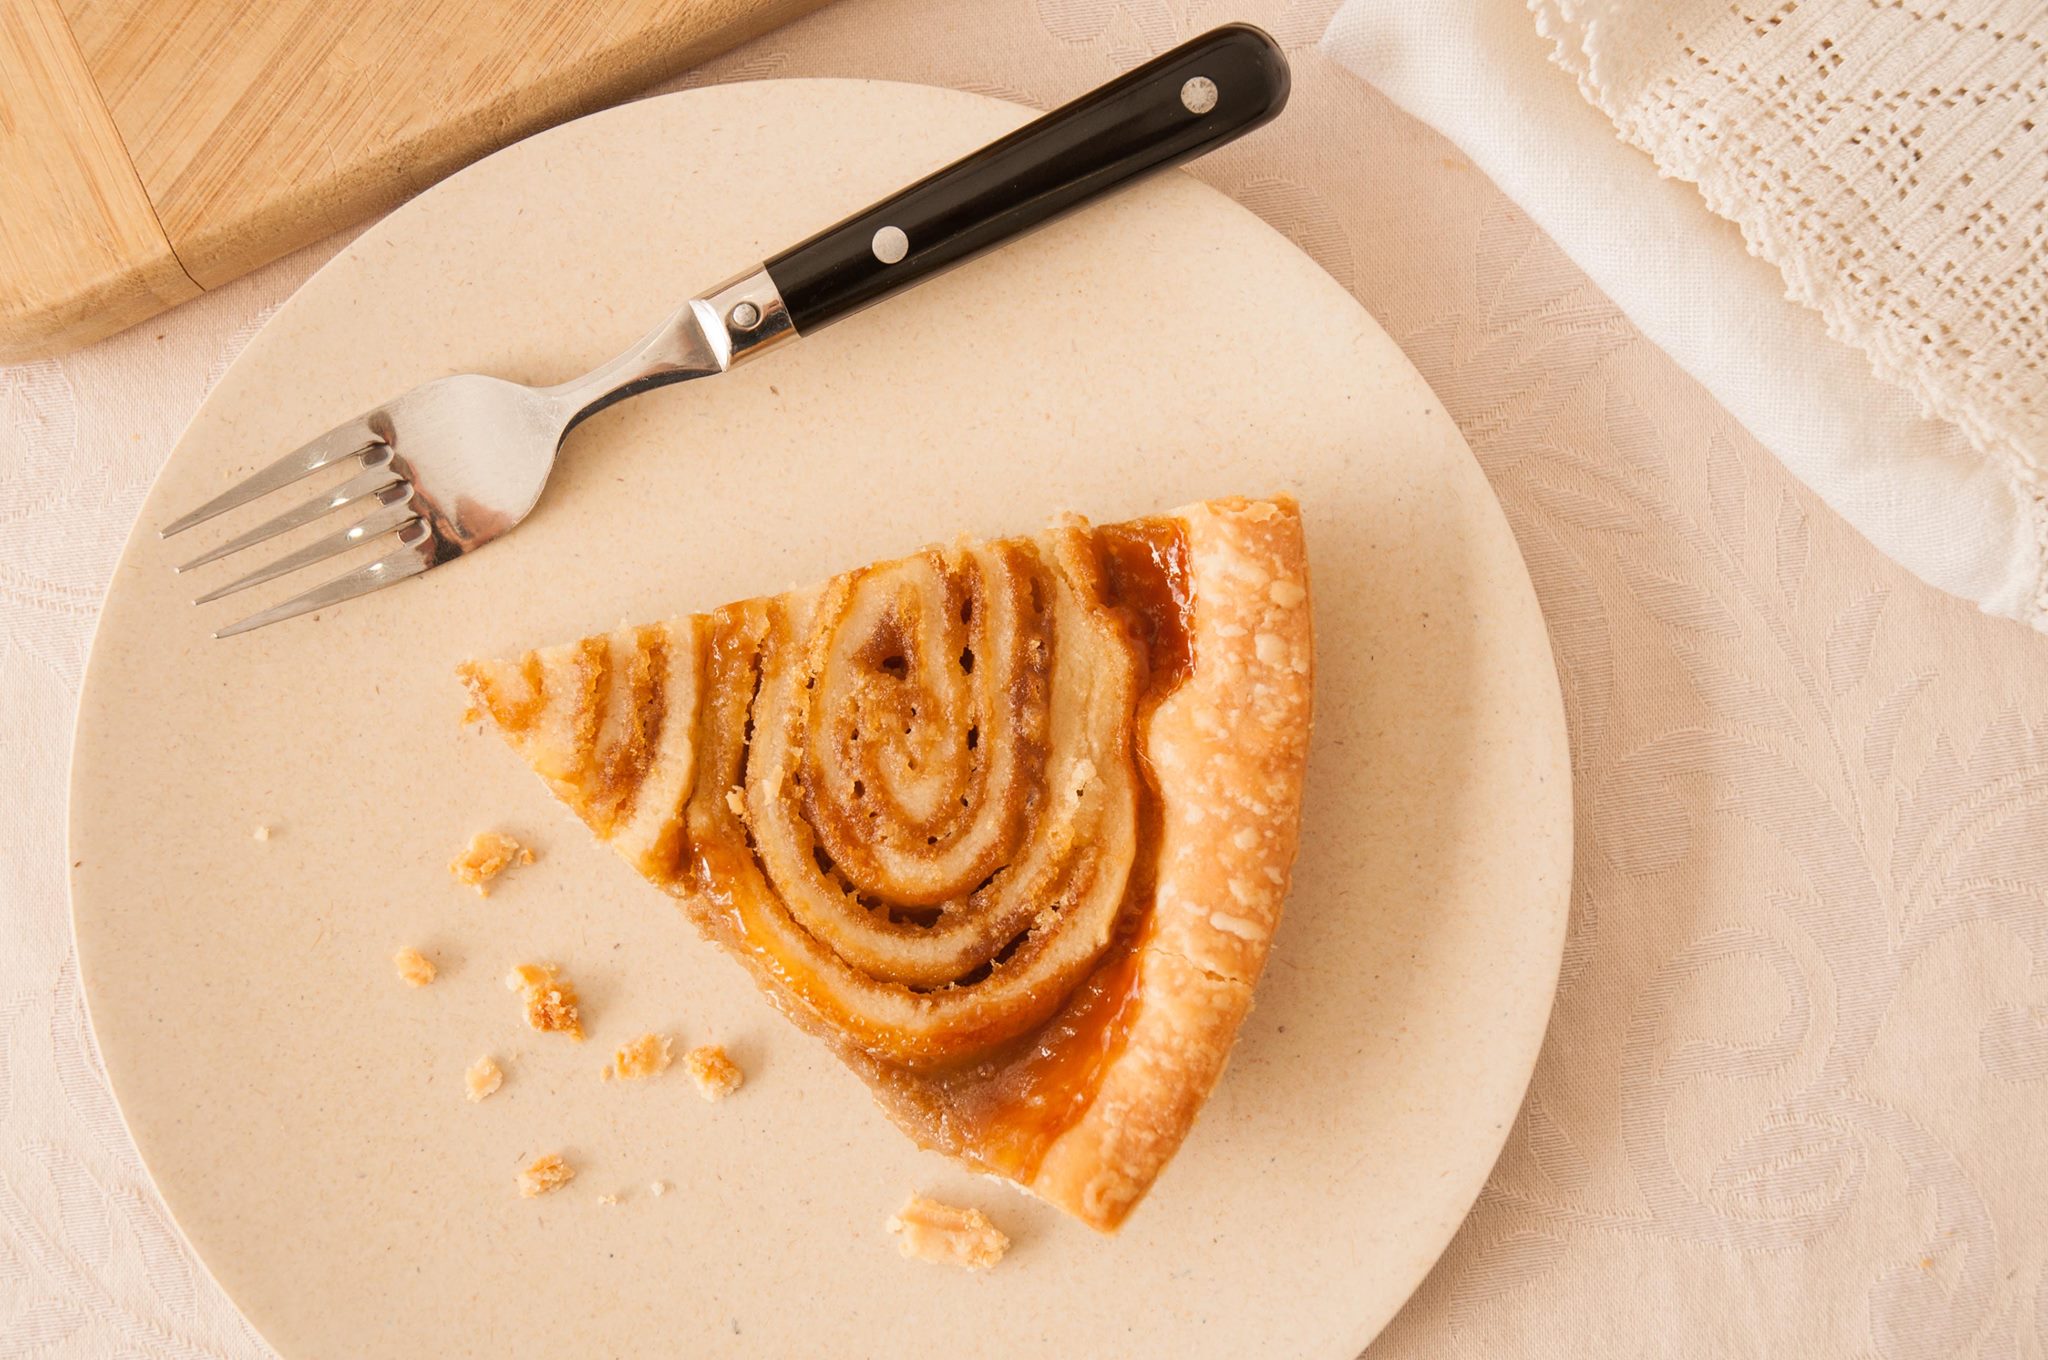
[460,496,1314,1230]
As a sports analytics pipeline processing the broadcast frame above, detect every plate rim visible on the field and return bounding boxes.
[68,75,1574,1358]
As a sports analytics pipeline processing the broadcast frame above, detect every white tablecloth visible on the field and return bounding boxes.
[5,1,2047,1355]
[1324,0,2046,628]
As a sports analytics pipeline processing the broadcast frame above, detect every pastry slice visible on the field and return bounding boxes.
[460,496,1314,1230]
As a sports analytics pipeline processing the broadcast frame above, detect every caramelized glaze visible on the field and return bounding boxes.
[1093,519,1195,695]
[915,524,1190,1172]
[693,525,1194,1169]
[458,499,1318,1234]
[921,928,1148,1180]
[469,519,1196,1174]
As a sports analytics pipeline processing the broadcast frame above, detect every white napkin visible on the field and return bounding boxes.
[1321,0,2042,626]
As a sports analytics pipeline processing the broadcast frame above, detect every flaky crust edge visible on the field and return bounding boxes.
[1026,495,1315,1231]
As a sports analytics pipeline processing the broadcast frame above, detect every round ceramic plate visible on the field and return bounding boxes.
[72,80,1570,1360]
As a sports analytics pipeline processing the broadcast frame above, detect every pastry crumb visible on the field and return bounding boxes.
[683,1044,742,1101]
[613,1033,673,1081]
[465,1056,503,1102]
[725,786,747,818]
[505,963,584,1040]
[450,831,534,896]
[596,1193,621,1206]
[649,1180,667,1197]
[517,1153,574,1197]
[393,947,436,987]
[887,1196,1008,1271]
[252,824,272,842]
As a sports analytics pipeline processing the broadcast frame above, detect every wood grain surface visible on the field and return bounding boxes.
[0,0,827,361]
[0,0,199,360]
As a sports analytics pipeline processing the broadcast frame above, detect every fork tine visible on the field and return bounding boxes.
[175,450,401,572]
[192,487,418,605]
[161,419,381,539]
[212,522,440,640]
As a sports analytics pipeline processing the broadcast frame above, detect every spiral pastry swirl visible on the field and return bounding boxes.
[466,523,1163,1068]
[463,498,1313,1230]
[698,524,1149,1066]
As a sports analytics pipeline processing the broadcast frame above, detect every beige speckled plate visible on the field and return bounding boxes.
[70,80,1570,1360]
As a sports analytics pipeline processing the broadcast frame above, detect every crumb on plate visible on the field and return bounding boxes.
[596,1193,621,1206]
[466,1056,503,1103]
[517,1153,574,1198]
[252,824,272,842]
[450,831,533,896]
[683,1044,742,1101]
[613,1033,673,1081]
[505,963,583,1040]
[887,1196,1009,1271]
[393,947,436,987]
[649,1180,667,1197]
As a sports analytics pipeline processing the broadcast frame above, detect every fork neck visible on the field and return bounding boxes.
[549,267,797,433]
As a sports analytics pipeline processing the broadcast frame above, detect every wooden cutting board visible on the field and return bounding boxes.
[0,0,828,361]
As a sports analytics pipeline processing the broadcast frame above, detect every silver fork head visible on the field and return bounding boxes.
[163,373,569,638]
[162,279,772,638]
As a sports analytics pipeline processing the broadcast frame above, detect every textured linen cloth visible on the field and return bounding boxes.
[5,1,2048,1356]
[1325,0,2048,628]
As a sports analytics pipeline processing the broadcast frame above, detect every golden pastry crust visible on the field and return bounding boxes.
[887,1195,1010,1270]
[392,946,437,987]
[517,1153,573,1197]
[505,963,584,1040]
[465,1055,504,1102]
[1026,498,1313,1227]
[449,831,533,895]
[683,1044,743,1101]
[611,1033,673,1081]
[461,497,1313,1232]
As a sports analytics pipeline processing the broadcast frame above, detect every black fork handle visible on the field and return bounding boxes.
[763,24,1290,336]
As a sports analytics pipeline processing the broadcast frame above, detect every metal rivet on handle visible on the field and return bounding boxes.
[729,301,762,331]
[871,225,909,265]
[1180,76,1218,115]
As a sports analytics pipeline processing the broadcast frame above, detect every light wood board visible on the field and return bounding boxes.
[70,80,1572,1359]
[0,0,826,360]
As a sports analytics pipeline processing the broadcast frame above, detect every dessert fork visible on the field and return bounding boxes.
[163,25,1288,637]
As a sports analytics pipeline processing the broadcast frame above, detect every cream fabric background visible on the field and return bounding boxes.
[3,1,2047,1356]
